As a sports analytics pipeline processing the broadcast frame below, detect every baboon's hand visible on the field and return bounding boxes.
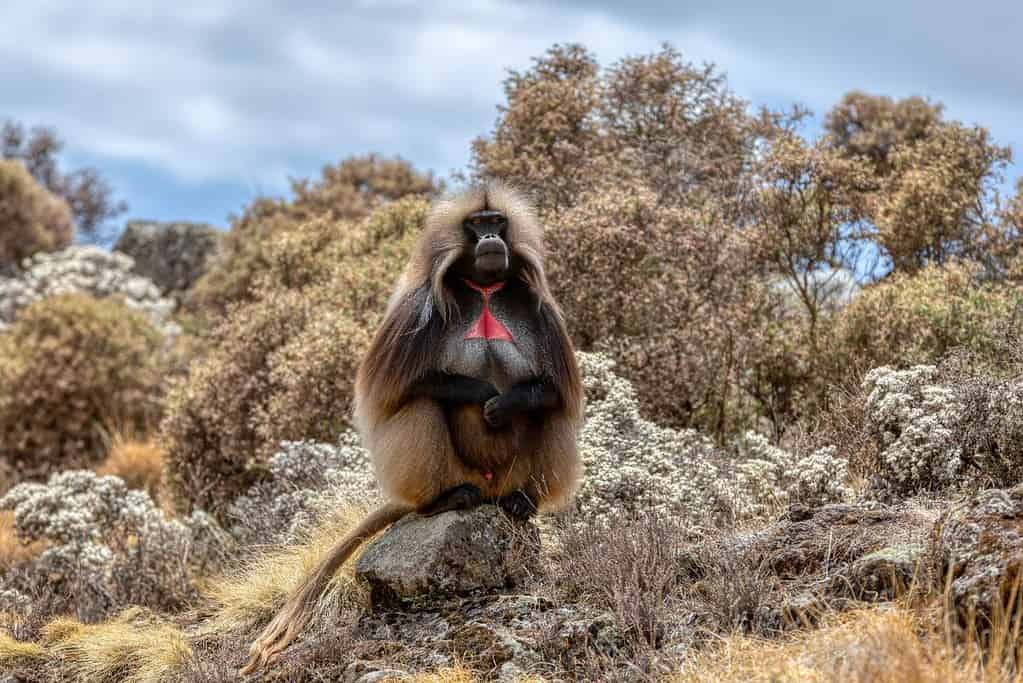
[484,394,514,428]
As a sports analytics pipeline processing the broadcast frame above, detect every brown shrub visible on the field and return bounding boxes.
[0,159,73,270]
[827,261,1023,376]
[94,436,164,500]
[191,155,439,313]
[161,199,426,517]
[0,294,163,482]
[548,185,772,433]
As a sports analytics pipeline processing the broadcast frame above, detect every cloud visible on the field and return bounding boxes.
[0,1,1018,226]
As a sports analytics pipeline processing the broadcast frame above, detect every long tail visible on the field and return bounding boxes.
[240,501,411,675]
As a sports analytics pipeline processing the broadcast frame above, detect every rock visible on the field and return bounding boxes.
[114,220,221,295]
[745,503,936,578]
[830,543,925,601]
[355,505,539,606]
[931,485,1023,636]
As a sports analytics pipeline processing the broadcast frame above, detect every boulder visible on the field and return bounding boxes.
[745,503,935,579]
[114,220,221,295]
[931,485,1023,636]
[830,543,926,601]
[355,505,539,606]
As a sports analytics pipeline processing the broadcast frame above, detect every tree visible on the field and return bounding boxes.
[0,159,74,269]
[2,120,126,240]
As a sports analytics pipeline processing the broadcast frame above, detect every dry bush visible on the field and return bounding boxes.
[2,119,126,240]
[0,159,73,270]
[161,199,425,518]
[191,155,438,313]
[94,436,164,500]
[829,261,1022,377]
[549,186,772,432]
[0,470,229,624]
[547,512,690,658]
[0,294,164,483]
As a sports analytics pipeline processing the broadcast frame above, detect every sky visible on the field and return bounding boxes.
[2,0,1021,231]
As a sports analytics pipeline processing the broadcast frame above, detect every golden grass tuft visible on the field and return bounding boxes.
[203,502,373,634]
[41,611,190,683]
[407,666,480,682]
[95,434,164,499]
[675,605,1023,683]
[0,509,46,569]
[0,631,46,666]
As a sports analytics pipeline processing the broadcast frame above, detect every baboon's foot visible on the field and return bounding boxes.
[239,583,317,675]
[498,490,537,520]
[420,483,483,516]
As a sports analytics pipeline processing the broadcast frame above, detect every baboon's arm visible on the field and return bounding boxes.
[484,379,559,427]
[411,371,499,405]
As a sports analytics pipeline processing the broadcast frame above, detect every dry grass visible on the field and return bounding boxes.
[406,666,547,682]
[675,606,1023,683]
[39,610,191,683]
[203,502,373,635]
[95,434,164,500]
[0,630,46,666]
[0,510,46,569]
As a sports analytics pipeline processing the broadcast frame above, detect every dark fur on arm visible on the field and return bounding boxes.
[413,371,498,405]
[484,379,559,427]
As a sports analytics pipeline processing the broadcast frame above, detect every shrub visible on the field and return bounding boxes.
[862,363,1023,498]
[0,245,179,336]
[191,156,438,313]
[226,433,380,547]
[549,186,772,432]
[161,199,426,518]
[3,119,126,239]
[94,436,164,501]
[0,470,229,622]
[576,353,851,525]
[0,294,164,483]
[829,261,1023,377]
[0,159,73,270]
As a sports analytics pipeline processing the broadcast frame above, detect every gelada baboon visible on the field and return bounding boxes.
[241,183,583,673]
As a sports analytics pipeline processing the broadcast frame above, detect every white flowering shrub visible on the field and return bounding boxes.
[0,470,229,621]
[227,431,380,546]
[727,433,852,519]
[863,365,965,496]
[575,353,852,525]
[0,245,179,335]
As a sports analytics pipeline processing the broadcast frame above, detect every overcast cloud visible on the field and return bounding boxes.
[1,0,1019,227]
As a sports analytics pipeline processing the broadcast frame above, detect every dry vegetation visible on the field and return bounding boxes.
[1,41,1023,682]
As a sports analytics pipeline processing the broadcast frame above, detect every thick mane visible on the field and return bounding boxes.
[400,182,556,321]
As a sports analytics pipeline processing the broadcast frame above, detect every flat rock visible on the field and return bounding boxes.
[355,505,539,606]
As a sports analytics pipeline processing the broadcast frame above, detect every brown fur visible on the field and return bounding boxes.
[242,183,583,674]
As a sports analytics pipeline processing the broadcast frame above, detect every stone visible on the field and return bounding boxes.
[930,485,1023,636]
[114,219,221,294]
[830,543,925,601]
[744,503,936,578]
[355,505,539,606]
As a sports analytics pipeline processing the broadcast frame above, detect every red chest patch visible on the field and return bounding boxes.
[463,280,514,342]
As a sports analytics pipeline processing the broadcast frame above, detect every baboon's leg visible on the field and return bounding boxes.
[420,483,484,516]
[528,414,581,513]
[370,397,471,508]
[497,489,537,520]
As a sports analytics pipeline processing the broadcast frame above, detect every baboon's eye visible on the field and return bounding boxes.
[472,217,482,226]
[489,216,501,225]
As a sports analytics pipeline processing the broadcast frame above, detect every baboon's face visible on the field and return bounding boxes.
[460,210,511,284]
